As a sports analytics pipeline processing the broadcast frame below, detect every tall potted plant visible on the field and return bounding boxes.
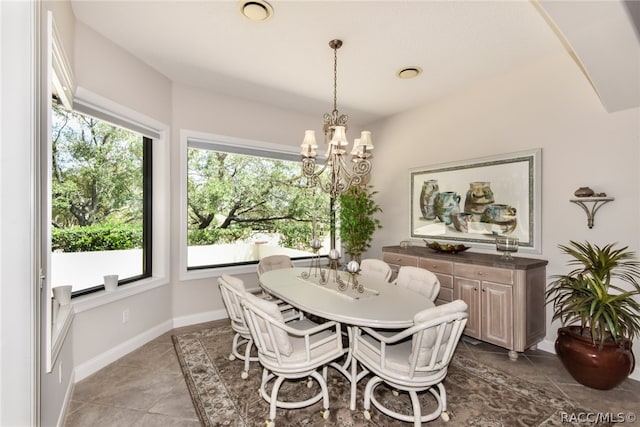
[545,240,640,389]
[338,185,382,263]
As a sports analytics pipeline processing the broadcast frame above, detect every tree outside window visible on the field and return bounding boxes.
[51,103,151,294]
[186,145,331,269]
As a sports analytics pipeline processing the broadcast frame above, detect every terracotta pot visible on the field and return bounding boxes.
[555,326,635,390]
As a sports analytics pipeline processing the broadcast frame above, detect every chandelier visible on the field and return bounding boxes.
[300,39,374,199]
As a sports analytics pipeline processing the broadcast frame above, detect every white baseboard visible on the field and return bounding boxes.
[74,319,173,381]
[172,308,228,328]
[73,310,229,381]
[56,370,75,427]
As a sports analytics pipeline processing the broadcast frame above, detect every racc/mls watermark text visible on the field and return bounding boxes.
[560,411,637,424]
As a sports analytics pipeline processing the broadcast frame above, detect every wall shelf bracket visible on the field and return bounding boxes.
[570,197,614,229]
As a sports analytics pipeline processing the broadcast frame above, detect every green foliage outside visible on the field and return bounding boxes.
[52,103,143,229]
[52,223,142,252]
[338,185,382,261]
[187,148,331,251]
[51,103,145,252]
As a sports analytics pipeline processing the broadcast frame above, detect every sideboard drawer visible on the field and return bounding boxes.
[383,253,418,267]
[437,287,453,302]
[435,273,453,289]
[419,257,454,275]
[454,263,514,285]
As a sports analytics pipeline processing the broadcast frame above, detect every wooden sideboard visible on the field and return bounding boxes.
[382,245,548,360]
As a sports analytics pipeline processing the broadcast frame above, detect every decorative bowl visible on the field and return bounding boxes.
[424,240,470,254]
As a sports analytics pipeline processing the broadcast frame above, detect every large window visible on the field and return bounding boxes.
[51,103,152,295]
[186,138,331,269]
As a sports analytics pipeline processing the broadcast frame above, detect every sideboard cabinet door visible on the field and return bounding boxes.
[481,281,513,349]
[454,277,480,338]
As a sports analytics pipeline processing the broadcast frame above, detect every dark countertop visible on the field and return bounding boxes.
[382,245,548,270]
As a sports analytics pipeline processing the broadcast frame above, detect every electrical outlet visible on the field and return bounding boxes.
[122,309,129,323]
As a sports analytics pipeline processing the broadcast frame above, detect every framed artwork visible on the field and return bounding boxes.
[410,149,541,252]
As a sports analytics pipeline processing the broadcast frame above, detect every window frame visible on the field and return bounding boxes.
[66,88,170,314]
[179,129,329,280]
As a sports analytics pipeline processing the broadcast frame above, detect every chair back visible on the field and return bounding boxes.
[360,259,392,282]
[408,300,468,373]
[241,292,294,364]
[242,292,344,369]
[395,265,440,302]
[218,274,250,335]
[257,254,294,277]
[354,299,468,381]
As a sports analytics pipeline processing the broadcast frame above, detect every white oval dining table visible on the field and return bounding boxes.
[258,267,436,410]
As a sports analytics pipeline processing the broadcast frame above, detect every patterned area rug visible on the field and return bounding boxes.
[172,325,602,427]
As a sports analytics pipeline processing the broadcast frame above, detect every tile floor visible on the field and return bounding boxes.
[64,320,640,426]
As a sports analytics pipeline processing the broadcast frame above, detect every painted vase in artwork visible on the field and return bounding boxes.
[481,203,517,233]
[433,191,461,225]
[419,180,439,220]
[464,182,495,219]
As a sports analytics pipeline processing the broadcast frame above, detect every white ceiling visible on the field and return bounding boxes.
[70,1,568,124]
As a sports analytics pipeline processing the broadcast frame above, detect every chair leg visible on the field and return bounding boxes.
[241,339,253,379]
[408,391,422,427]
[437,382,450,421]
[258,369,329,424]
[268,376,286,423]
[364,378,447,425]
[362,376,383,420]
[229,333,241,361]
[309,370,330,419]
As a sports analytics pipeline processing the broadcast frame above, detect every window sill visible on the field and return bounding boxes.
[71,276,169,313]
[180,259,310,282]
[180,263,258,282]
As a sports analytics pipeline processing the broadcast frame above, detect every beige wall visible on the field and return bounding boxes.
[74,21,172,125]
[366,50,640,379]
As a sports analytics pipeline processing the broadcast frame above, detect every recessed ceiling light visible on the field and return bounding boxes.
[397,67,422,79]
[239,1,273,22]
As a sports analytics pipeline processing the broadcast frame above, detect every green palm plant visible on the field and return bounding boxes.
[546,240,640,348]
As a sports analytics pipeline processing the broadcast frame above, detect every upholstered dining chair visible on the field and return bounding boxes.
[241,292,345,427]
[352,299,468,426]
[218,274,300,380]
[360,258,393,283]
[394,265,441,302]
[257,254,295,277]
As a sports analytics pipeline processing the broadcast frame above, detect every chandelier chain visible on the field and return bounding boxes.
[333,45,338,113]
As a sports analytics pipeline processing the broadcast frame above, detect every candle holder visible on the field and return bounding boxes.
[496,235,518,260]
[323,248,343,288]
[344,260,364,293]
[302,238,324,279]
